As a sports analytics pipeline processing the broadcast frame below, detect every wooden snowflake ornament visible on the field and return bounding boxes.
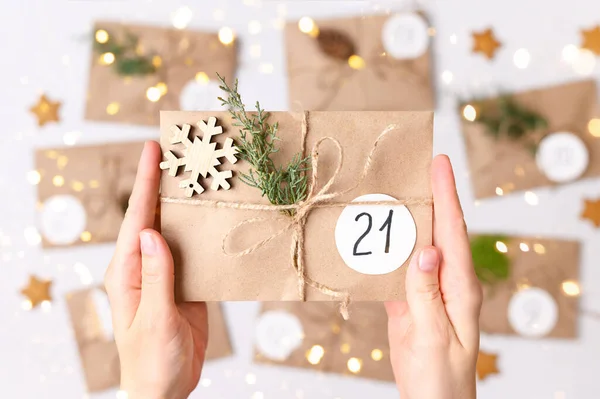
[160,117,238,197]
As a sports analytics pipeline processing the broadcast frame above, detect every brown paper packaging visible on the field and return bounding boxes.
[255,302,394,382]
[85,21,238,126]
[66,289,232,392]
[285,14,435,111]
[462,79,600,199]
[160,111,433,302]
[476,236,580,338]
[36,142,144,248]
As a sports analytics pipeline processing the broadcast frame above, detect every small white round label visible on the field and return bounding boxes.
[179,79,227,111]
[334,194,417,275]
[255,311,304,361]
[536,132,589,183]
[508,287,558,338]
[382,13,430,60]
[39,195,87,245]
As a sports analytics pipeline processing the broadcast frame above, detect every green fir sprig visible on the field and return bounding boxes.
[470,235,510,285]
[465,96,548,154]
[94,30,157,77]
[217,74,309,216]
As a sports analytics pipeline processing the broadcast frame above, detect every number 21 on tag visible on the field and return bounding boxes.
[335,194,417,275]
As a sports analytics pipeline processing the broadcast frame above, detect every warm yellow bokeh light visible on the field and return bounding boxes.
[371,349,383,361]
[152,55,163,68]
[562,280,581,297]
[146,86,162,102]
[27,170,41,185]
[495,241,508,253]
[89,180,100,189]
[95,29,109,44]
[195,72,210,84]
[519,242,530,252]
[524,191,539,206]
[348,55,366,70]
[156,82,168,95]
[306,345,325,365]
[463,104,477,122]
[41,300,52,312]
[218,27,235,45]
[533,243,546,254]
[106,102,120,115]
[298,17,319,37]
[57,155,69,170]
[340,343,351,354]
[52,175,65,187]
[495,187,504,196]
[71,181,84,192]
[589,118,600,137]
[80,231,92,242]
[347,357,362,374]
[100,52,115,65]
[22,300,33,311]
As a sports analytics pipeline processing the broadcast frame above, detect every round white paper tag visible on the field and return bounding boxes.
[179,79,227,111]
[255,311,304,361]
[334,194,417,275]
[382,13,430,60]
[508,287,558,338]
[535,132,589,183]
[39,195,87,245]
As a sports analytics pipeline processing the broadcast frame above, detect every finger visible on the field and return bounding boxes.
[431,155,482,349]
[138,229,176,318]
[114,141,162,264]
[105,141,161,331]
[405,246,447,328]
[384,301,410,346]
[431,155,474,280]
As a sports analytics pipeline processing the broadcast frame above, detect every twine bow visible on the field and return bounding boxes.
[161,112,432,319]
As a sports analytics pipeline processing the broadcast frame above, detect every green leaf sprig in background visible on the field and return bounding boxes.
[470,235,511,285]
[93,29,157,77]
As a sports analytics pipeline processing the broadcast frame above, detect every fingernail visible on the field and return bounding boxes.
[418,248,438,272]
[140,231,157,256]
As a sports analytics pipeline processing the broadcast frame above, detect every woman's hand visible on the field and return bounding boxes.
[385,155,483,399]
[105,141,208,399]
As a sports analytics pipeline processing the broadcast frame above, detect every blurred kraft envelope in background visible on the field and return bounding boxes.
[461,79,600,199]
[285,13,435,111]
[254,302,394,382]
[35,142,144,248]
[85,21,238,126]
[476,235,580,339]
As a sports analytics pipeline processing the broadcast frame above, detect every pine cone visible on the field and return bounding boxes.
[316,28,356,61]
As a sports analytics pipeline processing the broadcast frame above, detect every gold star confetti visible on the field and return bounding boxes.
[581,198,600,227]
[476,351,499,381]
[582,25,600,55]
[472,28,502,60]
[20,276,52,308]
[30,94,61,127]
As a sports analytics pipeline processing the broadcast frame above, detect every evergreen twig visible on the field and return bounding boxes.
[465,96,548,154]
[94,30,156,77]
[216,74,309,216]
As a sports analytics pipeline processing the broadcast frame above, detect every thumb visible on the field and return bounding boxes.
[139,229,176,315]
[406,246,446,327]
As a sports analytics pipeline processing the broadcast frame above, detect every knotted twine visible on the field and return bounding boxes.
[161,112,432,319]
